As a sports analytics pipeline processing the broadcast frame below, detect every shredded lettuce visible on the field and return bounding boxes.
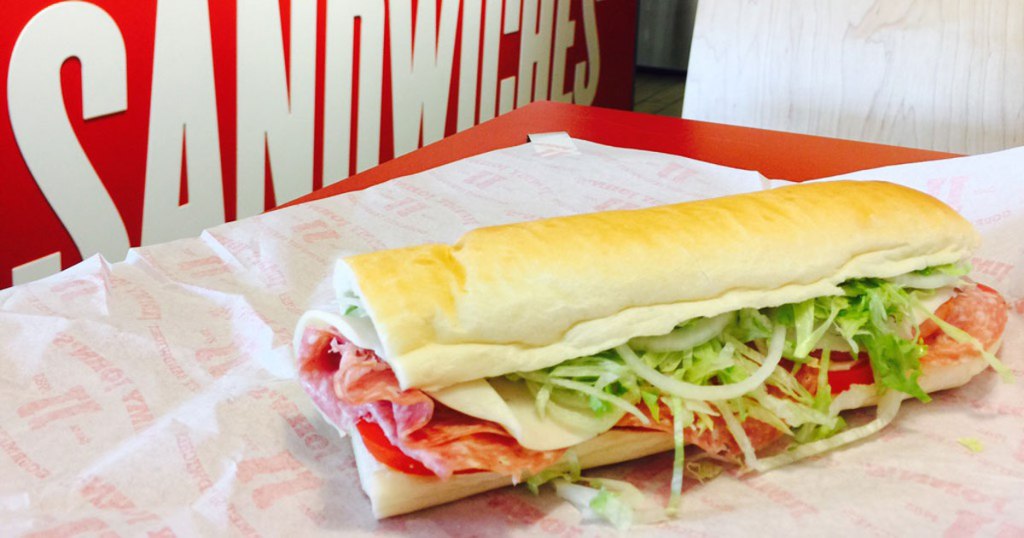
[641,391,660,422]
[793,347,847,442]
[734,308,775,341]
[684,457,724,483]
[339,292,366,317]
[791,298,843,359]
[753,390,903,472]
[533,382,552,418]
[509,263,1006,526]
[957,437,985,453]
[912,261,972,277]
[830,279,930,400]
[510,275,938,443]
[516,371,649,424]
[553,477,666,529]
[525,450,581,495]
[589,487,633,530]
[890,262,971,289]
[717,399,759,469]
[665,397,691,515]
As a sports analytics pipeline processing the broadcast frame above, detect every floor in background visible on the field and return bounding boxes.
[633,70,686,117]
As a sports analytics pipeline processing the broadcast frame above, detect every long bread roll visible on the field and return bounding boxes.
[295,180,1008,520]
[336,181,977,390]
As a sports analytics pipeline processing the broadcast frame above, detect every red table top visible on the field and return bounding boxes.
[287,101,956,206]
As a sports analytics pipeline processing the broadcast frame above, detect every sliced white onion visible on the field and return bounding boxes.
[752,389,903,473]
[717,400,759,469]
[553,479,601,508]
[630,312,735,352]
[682,398,718,416]
[593,478,668,525]
[665,398,689,515]
[553,478,666,529]
[544,396,625,434]
[815,332,853,353]
[616,324,786,401]
[545,378,649,424]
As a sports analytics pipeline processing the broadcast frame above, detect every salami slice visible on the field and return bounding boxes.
[920,284,1008,364]
[297,330,562,479]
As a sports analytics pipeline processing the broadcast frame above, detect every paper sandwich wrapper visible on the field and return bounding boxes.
[1,136,1022,536]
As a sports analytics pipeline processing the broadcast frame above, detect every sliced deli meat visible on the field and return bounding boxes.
[298,328,562,479]
[920,284,1008,363]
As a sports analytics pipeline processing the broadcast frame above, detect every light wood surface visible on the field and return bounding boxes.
[683,0,1024,154]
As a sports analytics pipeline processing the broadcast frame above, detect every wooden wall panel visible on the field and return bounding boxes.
[683,0,1024,154]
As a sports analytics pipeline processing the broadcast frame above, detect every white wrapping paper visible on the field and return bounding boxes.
[1,139,1021,537]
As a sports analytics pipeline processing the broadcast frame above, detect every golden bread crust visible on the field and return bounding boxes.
[339,181,979,390]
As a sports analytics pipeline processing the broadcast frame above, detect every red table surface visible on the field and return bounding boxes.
[286,101,956,207]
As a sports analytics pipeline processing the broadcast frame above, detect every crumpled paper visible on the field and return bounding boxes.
[1,138,1021,537]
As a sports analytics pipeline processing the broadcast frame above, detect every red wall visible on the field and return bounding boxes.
[0,0,637,288]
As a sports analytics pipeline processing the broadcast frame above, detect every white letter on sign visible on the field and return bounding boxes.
[237,0,317,218]
[390,0,459,157]
[550,0,575,103]
[574,0,600,106]
[7,2,131,264]
[517,0,555,106]
[142,0,225,245]
[323,0,385,185]
[456,0,482,132]
[477,0,503,123]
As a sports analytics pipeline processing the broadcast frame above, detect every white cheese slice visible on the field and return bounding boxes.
[428,378,624,451]
[294,310,384,355]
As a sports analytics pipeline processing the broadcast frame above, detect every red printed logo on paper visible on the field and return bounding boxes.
[79,475,161,525]
[17,385,102,431]
[236,450,324,509]
[23,518,113,538]
[926,176,968,212]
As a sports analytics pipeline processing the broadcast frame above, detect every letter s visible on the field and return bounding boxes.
[7,2,131,264]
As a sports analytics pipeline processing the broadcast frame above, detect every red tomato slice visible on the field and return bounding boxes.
[976,283,998,295]
[355,420,434,476]
[826,359,875,394]
[355,421,485,476]
[810,350,875,394]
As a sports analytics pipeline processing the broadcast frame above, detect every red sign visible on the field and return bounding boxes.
[0,0,636,288]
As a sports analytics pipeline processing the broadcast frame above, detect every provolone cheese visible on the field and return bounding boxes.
[428,378,624,451]
[294,310,384,355]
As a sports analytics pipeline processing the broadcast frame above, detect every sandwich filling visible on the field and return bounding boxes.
[297,263,1009,488]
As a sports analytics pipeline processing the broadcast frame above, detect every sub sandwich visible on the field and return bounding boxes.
[293,181,1011,520]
